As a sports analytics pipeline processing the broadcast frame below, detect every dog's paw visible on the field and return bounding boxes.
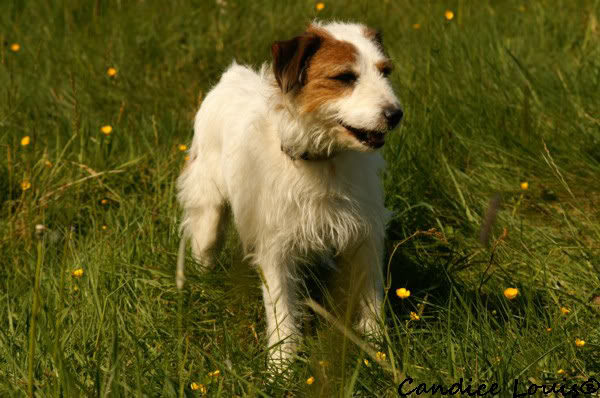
[357,316,383,341]
[265,339,299,375]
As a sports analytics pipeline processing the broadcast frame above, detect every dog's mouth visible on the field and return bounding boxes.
[339,122,386,149]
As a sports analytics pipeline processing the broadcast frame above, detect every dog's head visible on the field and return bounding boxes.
[272,21,403,154]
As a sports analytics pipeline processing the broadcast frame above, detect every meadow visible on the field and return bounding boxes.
[1,0,599,396]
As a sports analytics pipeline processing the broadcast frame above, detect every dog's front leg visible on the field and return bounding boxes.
[345,239,385,337]
[258,259,299,369]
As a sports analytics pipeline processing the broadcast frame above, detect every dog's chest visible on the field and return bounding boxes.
[274,178,373,255]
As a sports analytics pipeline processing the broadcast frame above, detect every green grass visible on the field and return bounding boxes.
[1,0,600,396]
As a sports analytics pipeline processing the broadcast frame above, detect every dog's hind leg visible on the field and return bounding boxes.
[182,204,226,270]
[178,160,227,272]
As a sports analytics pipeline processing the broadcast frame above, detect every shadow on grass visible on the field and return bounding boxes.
[384,232,559,341]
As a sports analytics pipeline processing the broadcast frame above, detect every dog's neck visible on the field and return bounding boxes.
[273,92,339,162]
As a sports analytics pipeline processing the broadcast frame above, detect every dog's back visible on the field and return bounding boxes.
[190,62,270,159]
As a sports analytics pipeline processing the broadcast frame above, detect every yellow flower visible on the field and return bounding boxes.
[306,376,315,385]
[184,155,190,161]
[520,181,529,190]
[21,136,31,146]
[178,144,188,151]
[444,10,454,20]
[102,225,108,230]
[318,360,329,367]
[560,307,570,315]
[503,287,519,300]
[412,23,421,30]
[375,351,386,361]
[190,382,206,393]
[101,199,108,205]
[546,328,552,332]
[315,2,325,11]
[575,338,585,347]
[557,369,566,375]
[45,160,53,168]
[101,125,113,135]
[10,43,20,52]
[73,286,79,292]
[363,359,370,367]
[396,288,410,299]
[410,311,420,321]
[107,67,117,77]
[72,268,84,278]
[21,181,31,191]
[207,370,220,377]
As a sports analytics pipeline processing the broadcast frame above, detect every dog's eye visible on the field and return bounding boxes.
[331,72,358,84]
[381,66,393,77]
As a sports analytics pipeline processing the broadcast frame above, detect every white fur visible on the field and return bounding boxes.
[177,21,400,369]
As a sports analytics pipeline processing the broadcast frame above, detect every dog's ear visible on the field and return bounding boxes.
[271,33,321,93]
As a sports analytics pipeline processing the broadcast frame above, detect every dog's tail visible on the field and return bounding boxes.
[176,235,186,290]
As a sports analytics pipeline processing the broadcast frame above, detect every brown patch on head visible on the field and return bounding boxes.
[363,26,383,49]
[376,59,393,76]
[295,25,359,113]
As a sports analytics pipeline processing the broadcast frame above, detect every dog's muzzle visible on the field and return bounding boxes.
[340,106,403,149]
[341,124,386,148]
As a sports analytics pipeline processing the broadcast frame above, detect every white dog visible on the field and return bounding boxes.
[177,20,403,368]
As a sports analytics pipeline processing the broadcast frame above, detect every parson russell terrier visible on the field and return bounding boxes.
[177,20,403,369]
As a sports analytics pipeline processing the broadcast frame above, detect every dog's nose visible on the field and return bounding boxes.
[384,107,404,130]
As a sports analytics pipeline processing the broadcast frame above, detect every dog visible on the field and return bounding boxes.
[177,20,403,369]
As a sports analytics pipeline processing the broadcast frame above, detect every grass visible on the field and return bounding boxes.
[1,0,599,396]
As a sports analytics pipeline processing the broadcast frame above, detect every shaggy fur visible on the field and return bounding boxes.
[177,20,403,369]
